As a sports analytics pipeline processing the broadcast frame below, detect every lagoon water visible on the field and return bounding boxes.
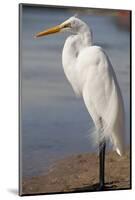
[20,6,130,178]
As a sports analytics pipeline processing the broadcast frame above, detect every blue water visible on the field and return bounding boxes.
[20,6,130,177]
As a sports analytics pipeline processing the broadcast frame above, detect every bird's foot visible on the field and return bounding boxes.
[98,183,105,191]
[98,183,114,191]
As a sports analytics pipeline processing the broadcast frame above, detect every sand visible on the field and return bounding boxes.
[22,149,131,195]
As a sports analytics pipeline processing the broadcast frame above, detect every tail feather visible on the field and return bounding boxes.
[89,81,125,156]
[101,80,125,156]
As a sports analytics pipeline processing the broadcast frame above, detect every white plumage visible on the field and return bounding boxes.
[35,16,125,156]
[62,17,125,156]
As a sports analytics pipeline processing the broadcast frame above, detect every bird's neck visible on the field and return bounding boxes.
[62,30,93,96]
[62,30,93,66]
[81,30,93,47]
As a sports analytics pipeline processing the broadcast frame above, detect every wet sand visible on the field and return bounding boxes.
[22,149,131,195]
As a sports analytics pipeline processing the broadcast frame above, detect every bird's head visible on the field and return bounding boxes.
[34,16,88,38]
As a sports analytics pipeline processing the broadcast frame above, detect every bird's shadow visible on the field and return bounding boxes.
[70,181,120,193]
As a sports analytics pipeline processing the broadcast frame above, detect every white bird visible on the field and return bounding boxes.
[35,16,125,190]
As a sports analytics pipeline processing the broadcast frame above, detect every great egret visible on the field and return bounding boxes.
[35,16,125,190]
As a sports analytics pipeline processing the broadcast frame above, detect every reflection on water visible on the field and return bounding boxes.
[20,5,130,177]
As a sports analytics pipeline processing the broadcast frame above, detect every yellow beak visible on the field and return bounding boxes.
[34,24,62,38]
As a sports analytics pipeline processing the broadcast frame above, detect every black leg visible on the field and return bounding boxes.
[99,139,106,190]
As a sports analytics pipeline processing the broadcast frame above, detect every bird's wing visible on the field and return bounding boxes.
[77,46,125,155]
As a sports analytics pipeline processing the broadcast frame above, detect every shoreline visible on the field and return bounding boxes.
[22,149,130,195]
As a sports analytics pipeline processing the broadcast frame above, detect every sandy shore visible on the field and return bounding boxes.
[22,149,131,195]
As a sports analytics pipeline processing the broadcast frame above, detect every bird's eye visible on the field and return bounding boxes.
[63,24,68,28]
[63,23,71,28]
